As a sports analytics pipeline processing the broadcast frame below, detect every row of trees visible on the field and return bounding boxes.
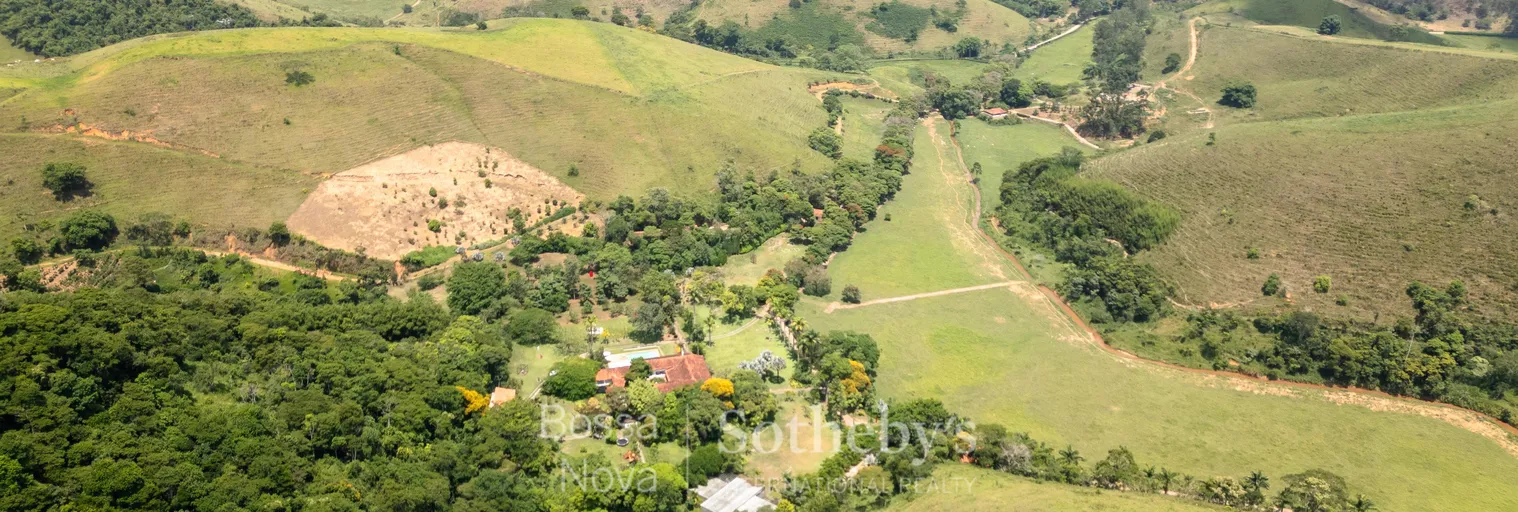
[779,396,1375,511]
[1173,281,1518,425]
[1079,0,1152,138]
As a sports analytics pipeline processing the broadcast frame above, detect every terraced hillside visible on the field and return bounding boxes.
[1087,21,1518,317]
[0,19,836,238]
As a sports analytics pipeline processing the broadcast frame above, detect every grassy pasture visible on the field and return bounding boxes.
[1087,101,1518,318]
[1446,33,1518,54]
[697,0,1032,54]
[1,36,34,63]
[803,122,1518,512]
[0,133,315,241]
[885,464,1224,511]
[838,95,894,160]
[721,235,804,286]
[866,59,987,93]
[1175,25,1518,124]
[0,20,836,200]
[823,121,1021,300]
[1012,23,1092,85]
[953,118,1090,216]
[1190,0,1446,45]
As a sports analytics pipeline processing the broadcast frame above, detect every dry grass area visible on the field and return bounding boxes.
[286,141,586,260]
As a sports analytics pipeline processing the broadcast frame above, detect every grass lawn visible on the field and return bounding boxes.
[801,119,1518,511]
[703,316,792,383]
[744,397,839,480]
[0,133,316,241]
[1014,23,1093,85]
[885,464,1224,511]
[721,235,805,287]
[511,343,565,395]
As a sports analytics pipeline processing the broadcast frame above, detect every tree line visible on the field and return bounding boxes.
[0,0,349,58]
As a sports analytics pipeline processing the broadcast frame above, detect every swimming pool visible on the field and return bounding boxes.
[605,348,663,368]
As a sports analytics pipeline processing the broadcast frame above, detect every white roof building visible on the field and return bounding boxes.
[694,476,774,512]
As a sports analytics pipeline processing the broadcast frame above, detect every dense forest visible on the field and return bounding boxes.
[0,0,349,57]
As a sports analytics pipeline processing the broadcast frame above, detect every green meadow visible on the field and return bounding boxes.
[802,120,1518,511]
[1190,0,1446,45]
[1013,23,1093,85]
[886,464,1225,511]
[953,119,1089,215]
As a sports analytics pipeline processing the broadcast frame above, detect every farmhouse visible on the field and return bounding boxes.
[595,353,712,392]
[980,107,1009,120]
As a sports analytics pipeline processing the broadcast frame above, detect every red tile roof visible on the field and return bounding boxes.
[983,108,1008,116]
[595,353,712,392]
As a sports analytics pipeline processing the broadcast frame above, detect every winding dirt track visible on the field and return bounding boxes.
[1154,18,1214,129]
[926,118,1518,456]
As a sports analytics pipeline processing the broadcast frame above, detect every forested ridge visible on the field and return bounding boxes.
[0,0,345,57]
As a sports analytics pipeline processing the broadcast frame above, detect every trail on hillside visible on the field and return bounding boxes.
[923,118,1013,282]
[1152,18,1213,129]
[926,119,1518,457]
[1025,23,1085,51]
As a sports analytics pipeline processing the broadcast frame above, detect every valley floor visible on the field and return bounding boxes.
[804,116,1518,511]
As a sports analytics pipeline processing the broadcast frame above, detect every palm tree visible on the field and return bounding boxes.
[1245,470,1269,492]
[1058,445,1083,465]
[1157,468,1175,495]
[1350,495,1377,511]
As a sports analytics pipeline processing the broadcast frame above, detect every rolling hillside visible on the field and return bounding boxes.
[1088,21,1518,318]
[1191,0,1447,45]
[0,19,837,239]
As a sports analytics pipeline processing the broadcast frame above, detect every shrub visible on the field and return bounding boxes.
[1335,295,1349,306]
[1262,273,1281,296]
[1162,52,1182,73]
[417,274,444,291]
[402,4,412,14]
[1219,82,1256,108]
[10,238,43,264]
[1314,275,1332,294]
[268,221,291,246]
[1318,15,1342,35]
[842,284,862,304]
[1246,247,1260,259]
[568,163,579,177]
[285,70,315,87]
[428,219,442,232]
[41,162,89,199]
[1146,130,1167,143]
[802,267,831,297]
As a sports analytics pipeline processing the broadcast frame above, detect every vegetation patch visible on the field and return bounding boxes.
[866,2,935,41]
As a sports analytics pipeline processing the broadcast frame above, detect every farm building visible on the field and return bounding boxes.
[488,387,516,408]
[694,476,774,512]
[595,353,712,392]
[980,107,1009,119]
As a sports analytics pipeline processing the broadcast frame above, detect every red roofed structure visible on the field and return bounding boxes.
[595,353,712,392]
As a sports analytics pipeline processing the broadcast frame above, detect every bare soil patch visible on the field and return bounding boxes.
[286,141,587,260]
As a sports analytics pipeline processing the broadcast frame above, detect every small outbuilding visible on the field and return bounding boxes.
[694,476,774,512]
[488,387,517,408]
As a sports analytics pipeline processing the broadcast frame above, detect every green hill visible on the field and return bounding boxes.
[1192,0,1447,45]
[0,19,836,233]
[1088,23,1518,318]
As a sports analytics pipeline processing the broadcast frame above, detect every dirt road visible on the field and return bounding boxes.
[925,117,1518,456]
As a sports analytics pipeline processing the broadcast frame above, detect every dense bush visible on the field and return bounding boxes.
[0,0,261,57]
[1220,82,1258,108]
[40,162,89,200]
[865,1,932,41]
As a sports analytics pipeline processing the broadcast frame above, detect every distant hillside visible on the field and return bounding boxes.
[0,19,836,238]
[1192,0,1448,45]
[1087,22,1518,318]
